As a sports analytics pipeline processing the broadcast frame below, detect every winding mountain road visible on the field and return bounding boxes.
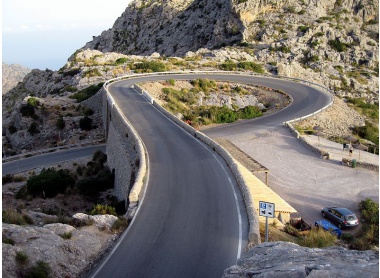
[3,73,332,278]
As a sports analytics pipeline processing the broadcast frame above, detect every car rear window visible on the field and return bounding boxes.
[346,215,357,220]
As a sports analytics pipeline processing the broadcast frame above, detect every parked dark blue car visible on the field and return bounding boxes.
[321,207,359,229]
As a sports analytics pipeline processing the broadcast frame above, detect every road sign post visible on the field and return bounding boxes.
[259,201,275,242]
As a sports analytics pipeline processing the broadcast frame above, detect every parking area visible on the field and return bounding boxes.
[227,127,379,228]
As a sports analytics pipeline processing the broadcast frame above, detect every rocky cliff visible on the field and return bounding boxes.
[83,0,378,98]
[2,63,31,94]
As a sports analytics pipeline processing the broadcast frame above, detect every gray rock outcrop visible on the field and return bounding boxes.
[2,62,31,95]
[2,214,118,278]
[223,242,379,278]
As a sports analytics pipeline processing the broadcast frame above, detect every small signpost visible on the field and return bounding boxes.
[259,201,275,242]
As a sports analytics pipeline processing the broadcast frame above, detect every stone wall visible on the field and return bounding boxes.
[102,87,147,209]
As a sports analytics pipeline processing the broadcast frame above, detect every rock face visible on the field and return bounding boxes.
[2,62,31,94]
[223,242,379,278]
[84,0,243,56]
[82,0,378,99]
[2,215,118,278]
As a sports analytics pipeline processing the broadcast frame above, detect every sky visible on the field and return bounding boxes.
[2,0,132,70]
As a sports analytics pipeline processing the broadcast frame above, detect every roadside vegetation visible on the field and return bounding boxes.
[262,199,378,251]
[3,151,128,229]
[161,78,264,127]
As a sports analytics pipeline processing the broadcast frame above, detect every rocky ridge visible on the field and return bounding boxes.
[2,62,31,94]
[83,0,379,99]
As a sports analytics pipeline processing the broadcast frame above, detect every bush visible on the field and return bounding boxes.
[2,209,34,225]
[15,251,29,265]
[112,217,129,232]
[22,168,75,198]
[92,150,107,164]
[76,168,114,197]
[27,97,39,107]
[27,260,51,278]
[62,68,80,77]
[79,116,93,130]
[82,68,102,78]
[237,62,265,73]
[59,232,72,239]
[302,227,337,247]
[328,39,349,52]
[28,122,40,135]
[353,121,379,145]
[90,204,117,216]
[239,106,263,119]
[56,117,65,130]
[3,236,15,245]
[114,57,128,65]
[133,61,167,72]
[20,104,35,117]
[220,60,238,71]
[70,83,103,102]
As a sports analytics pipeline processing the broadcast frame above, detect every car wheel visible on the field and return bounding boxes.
[322,212,326,218]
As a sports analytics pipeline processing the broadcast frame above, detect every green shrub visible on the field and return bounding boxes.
[302,227,337,247]
[271,45,291,53]
[59,232,72,239]
[220,60,238,71]
[70,83,103,102]
[15,251,29,265]
[353,121,379,145]
[133,61,167,72]
[3,236,14,245]
[237,62,265,73]
[238,106,263,119]
[27,97,39,107]
[56,118,65,130]
[298,26,309,32]
[22,168,75,198]
[115,57,128,65]
[112,217,129,232]
[210,106,238,123]
[328,39,349,52]
[26,260,51,278]
[82,68,102,78]
[90,204,117,216]
[79,116,93,130]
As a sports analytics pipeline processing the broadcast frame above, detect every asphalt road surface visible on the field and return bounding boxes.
[91,77,246,278]
[2,145,106,175]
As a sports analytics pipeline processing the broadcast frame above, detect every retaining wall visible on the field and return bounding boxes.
[102,88,147,208]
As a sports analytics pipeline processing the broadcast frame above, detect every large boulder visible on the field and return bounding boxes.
[223,242,379,278]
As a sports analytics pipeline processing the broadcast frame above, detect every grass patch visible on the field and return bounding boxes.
[2,209,34,225]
